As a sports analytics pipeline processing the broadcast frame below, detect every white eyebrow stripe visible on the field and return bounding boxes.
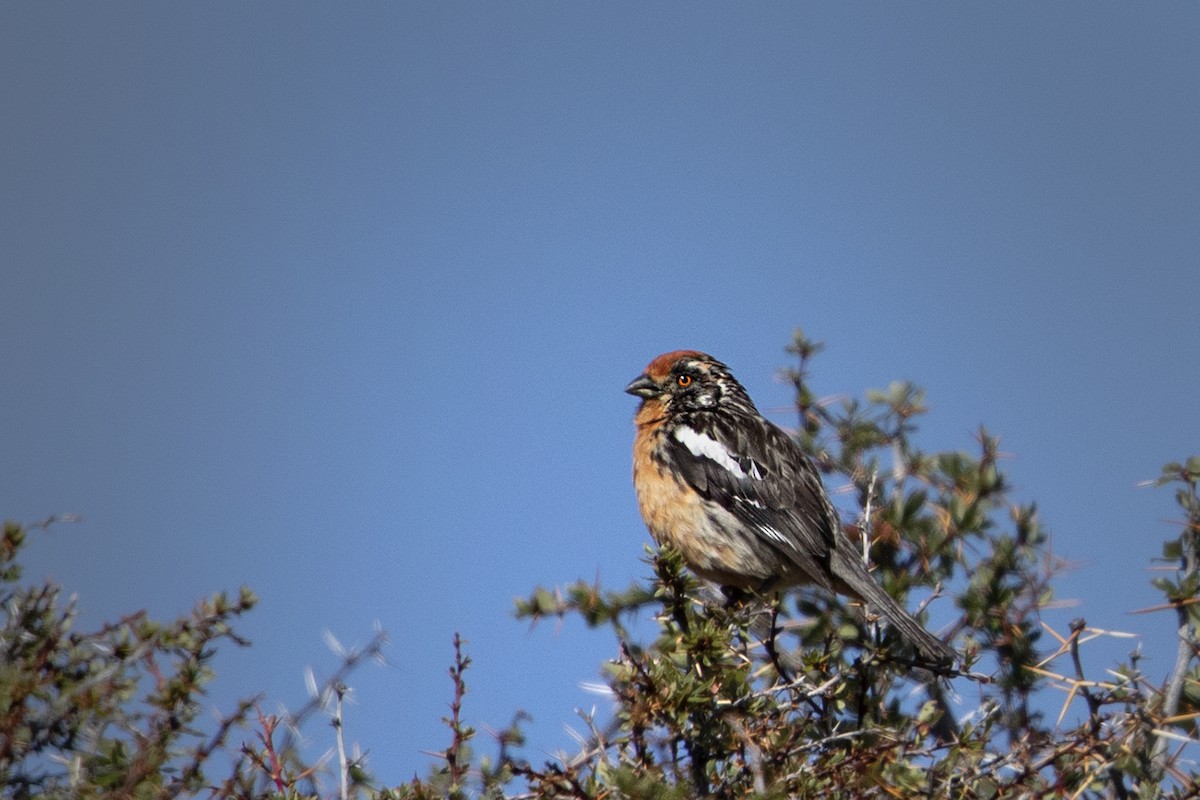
[673,426,764,481]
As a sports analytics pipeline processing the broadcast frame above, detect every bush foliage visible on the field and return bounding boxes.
[4,332,1199,798]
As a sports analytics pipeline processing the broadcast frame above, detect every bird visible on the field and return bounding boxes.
[625,349,956,668]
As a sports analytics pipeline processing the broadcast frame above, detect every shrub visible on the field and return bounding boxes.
[4,332,1197,798]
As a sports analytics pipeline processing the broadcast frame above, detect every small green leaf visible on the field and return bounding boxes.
[1163,539,1184,561]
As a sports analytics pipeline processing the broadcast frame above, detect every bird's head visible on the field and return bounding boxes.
[625,350,756,416]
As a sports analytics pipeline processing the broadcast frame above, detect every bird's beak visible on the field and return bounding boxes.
[624,373,658,399]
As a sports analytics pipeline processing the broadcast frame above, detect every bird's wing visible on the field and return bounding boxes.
[665,414,957,668]
[665,413,840,590]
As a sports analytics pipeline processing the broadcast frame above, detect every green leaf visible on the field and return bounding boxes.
[1163,538,1184,561]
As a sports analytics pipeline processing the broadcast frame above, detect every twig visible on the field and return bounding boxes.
[333,683,348,800]
[862,469,877,566]
[276,628,387,761]
[1154,503,1200,775]
[430,632,473,794]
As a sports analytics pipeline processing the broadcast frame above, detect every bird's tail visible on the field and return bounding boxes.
[845,566,957,670]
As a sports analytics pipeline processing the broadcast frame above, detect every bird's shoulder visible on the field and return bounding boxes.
[663,410,814,508]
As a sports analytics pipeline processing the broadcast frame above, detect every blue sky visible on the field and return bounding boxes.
[3,3,1199,785]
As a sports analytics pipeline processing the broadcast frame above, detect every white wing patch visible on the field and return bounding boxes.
[673,426,765,481]
[757,524,792,547]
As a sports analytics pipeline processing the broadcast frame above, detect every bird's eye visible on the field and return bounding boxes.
[677,374,693,388]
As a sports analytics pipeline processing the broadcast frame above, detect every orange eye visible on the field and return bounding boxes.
[677,374,692,388]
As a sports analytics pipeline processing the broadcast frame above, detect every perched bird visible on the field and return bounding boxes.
[625,349,956,668]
